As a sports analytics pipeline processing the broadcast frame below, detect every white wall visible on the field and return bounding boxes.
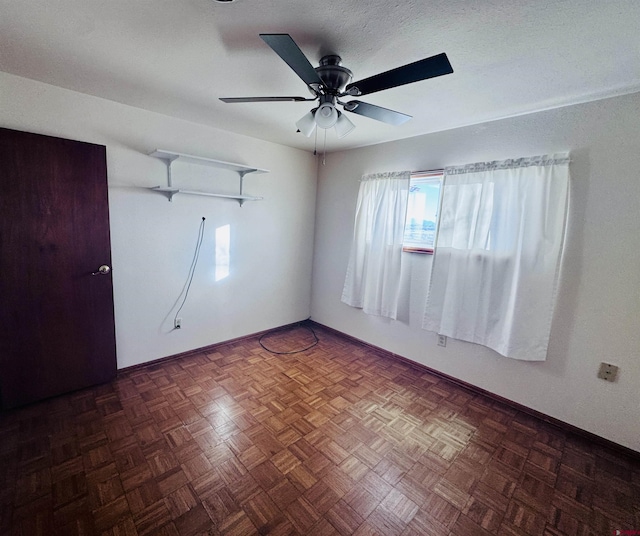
[0,72,318,369]
[311,92,640,452]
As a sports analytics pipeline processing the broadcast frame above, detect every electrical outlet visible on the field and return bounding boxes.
[174,318,182,330]
[437,334,447,347]
[597,362,618,382]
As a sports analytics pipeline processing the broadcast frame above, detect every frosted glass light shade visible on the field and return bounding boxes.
[315,103,338,129]
[296,111,316,137]
[335,112,355,138]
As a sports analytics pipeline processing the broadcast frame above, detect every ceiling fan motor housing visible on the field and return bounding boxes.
[316,55,353,94]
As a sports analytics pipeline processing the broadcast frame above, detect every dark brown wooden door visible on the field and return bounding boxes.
[0,128,117,409]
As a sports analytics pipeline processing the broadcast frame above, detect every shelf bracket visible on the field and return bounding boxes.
[164,188,180,202]
[164,155,180,202]
[238,170,253,207]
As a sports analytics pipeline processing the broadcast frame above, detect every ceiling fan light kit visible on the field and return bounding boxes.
[295,110,317,137]
[315,102,339,129]
[295,105,355,139]
[220,33,453,141]
[335,112,355,139]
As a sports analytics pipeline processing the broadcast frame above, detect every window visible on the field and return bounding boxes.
[403,171,443,253]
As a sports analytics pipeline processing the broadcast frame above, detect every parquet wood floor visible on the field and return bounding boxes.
[1,323,639,535]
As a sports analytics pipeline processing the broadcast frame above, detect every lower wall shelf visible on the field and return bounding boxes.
[150,186,263,203]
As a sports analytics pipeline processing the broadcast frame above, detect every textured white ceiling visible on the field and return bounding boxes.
[2,0,640,152]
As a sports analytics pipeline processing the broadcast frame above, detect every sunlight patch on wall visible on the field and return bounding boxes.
[215,224,231,282]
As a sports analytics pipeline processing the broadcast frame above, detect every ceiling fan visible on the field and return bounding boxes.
[220,34,453,139]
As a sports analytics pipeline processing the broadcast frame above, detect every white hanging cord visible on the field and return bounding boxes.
[173,217,205,327]
[313,126,318,156]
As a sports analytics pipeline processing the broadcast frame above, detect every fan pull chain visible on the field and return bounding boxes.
[322,129,327,165]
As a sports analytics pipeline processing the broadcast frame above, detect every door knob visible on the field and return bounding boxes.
[91,265,111,276]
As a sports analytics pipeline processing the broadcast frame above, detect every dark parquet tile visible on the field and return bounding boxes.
[1,323,639,535]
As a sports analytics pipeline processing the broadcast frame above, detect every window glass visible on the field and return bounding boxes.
[403,172,443,253]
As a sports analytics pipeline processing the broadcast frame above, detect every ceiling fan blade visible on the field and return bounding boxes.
[345,53,453,96]
[343,101,412,125]
[220,96,313,103]
[260,34,324,88]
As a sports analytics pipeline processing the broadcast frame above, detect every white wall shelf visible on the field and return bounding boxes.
[148,149,268,205]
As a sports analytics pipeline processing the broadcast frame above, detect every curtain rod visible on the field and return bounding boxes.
[413,168,444,176]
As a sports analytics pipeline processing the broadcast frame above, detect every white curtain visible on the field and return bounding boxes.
[423,154,570,361]
[342,171,410,319]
